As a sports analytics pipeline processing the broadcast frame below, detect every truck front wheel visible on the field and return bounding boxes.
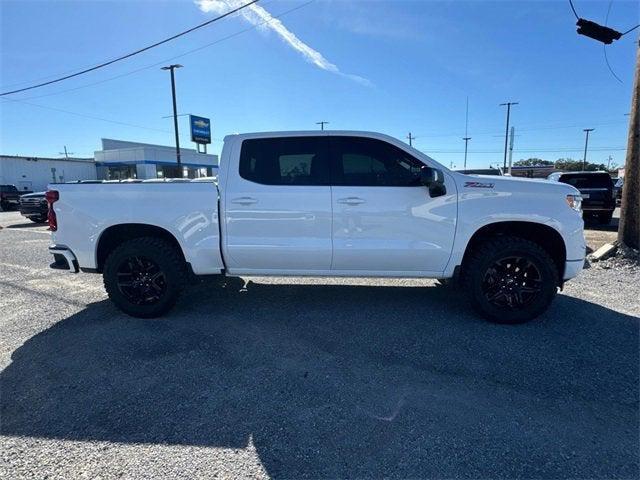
[103,237,186,318]
[464,236,558,324]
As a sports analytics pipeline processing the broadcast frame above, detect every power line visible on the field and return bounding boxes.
[603,0,623,83]
[568,0,580,19]
[0,0,260,96]
[5,0,313,102]
[2,97,174,134]
[421,147,626,154]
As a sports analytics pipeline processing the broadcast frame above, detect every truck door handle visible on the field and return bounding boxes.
[230,197,258,206]
[337,197,365,205]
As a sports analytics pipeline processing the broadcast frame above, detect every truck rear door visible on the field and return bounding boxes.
[223,136,332,273]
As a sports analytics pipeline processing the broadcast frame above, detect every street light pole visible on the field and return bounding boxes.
[500,102,518,170]
[316,121,329,131]
[161,64,183,176]
[582,128,595,170]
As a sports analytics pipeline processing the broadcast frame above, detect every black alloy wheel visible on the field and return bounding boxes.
[464,236,558,324]
[482,256,542,309]
[103,237,185,318]
[116,256,167,305]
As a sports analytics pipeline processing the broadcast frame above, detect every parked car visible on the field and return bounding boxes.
[614,177,623,206]
[19,192,48,223]
[46,131,585,324]
[547,171,616,224]
[0,184,22,211]
[456,168,503,176]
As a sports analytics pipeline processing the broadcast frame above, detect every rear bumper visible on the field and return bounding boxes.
[20,207,47,217]
[582,207,615,212]
[49,245,79,273]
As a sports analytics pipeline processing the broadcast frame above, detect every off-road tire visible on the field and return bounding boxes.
[103,237,186,318]
[463,236,559,324]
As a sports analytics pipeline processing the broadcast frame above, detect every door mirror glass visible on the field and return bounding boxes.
[420,167,447,197]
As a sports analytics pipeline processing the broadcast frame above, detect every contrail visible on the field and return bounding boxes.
[195,0,370,85]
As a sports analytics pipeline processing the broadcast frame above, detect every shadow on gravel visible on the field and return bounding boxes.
[5,222,47,229]
[2,279,639,478]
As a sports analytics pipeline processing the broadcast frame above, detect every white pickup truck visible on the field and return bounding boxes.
[47,131,585,323]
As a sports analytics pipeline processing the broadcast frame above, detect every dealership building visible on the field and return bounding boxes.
[95,138,218,180]
[1,138,218,192]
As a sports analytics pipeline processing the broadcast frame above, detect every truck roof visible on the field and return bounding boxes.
[225,130,405,142]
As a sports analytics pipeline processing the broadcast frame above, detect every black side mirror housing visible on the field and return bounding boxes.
[420,167,447,197]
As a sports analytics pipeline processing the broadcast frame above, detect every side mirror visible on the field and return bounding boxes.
[420,167,447,197]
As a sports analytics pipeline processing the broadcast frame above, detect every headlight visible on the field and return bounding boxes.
[566,194,582,212]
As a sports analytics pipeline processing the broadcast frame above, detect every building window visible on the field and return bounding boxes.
[107,165,137,180]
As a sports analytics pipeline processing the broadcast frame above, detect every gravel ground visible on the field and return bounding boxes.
[0,210,638,479]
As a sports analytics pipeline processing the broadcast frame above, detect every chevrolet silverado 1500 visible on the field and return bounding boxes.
[46,131,585,323]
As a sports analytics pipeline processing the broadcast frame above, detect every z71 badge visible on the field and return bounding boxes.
[464,181,495,189]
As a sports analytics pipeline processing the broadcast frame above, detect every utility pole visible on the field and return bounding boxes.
[463,96,470,169]
[463,137,471,169]
[582,128,595,170]
[161,64,183,177]
[500,102,518,170]
[59,146,73,158]
[607,155,613,170]
[508,126,515,175]
[316,121,329,131]
[618,39,639,249]
[406,132,416,147]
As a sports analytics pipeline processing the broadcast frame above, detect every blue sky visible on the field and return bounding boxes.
[1,0,638,169]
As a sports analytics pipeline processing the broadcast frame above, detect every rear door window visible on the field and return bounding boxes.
[559,174,612,189]
[239,137,329,186]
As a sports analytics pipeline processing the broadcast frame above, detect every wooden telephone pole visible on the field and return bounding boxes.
[618,39,640,249]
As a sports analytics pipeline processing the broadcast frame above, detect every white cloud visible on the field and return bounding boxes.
[195,0,370,86]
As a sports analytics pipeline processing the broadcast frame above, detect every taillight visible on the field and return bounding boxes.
[46,190,59,231]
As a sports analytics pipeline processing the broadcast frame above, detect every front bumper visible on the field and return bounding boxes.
[49,245,79,273]
[564,259,585,281]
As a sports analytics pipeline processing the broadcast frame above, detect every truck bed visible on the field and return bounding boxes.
[50,180,224,275]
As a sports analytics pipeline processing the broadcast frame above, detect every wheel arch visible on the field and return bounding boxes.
[461,221,567,281]
[95,223,187,273]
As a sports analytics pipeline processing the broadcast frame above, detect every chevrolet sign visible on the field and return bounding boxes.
[190,115,211,145]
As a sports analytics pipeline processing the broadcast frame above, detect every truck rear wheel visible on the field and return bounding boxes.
[464,236,558,324]
[103,237,186,318]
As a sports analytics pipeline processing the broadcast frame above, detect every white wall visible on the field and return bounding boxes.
[0,156,97,192]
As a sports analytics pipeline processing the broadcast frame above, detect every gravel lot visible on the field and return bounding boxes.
[1,210,638,479]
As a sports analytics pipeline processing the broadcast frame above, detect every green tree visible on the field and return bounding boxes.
[554,158,608,171]
[514,158,554,167]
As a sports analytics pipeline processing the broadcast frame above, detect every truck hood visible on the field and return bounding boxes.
[20,191,46,199]
[452,172,579,196]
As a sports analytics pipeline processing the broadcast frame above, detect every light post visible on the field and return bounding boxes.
[500,102,518,170]
[161,64,183,176]
[582,128,594,170]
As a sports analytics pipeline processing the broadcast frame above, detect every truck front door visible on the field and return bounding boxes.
[329,136,457,274]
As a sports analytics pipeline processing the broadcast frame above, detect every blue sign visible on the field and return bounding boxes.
[189,115,211,145]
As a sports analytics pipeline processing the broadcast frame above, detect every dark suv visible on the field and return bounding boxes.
[547,171,616,224]
[19,192,48,223]
[0,184,21,211]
